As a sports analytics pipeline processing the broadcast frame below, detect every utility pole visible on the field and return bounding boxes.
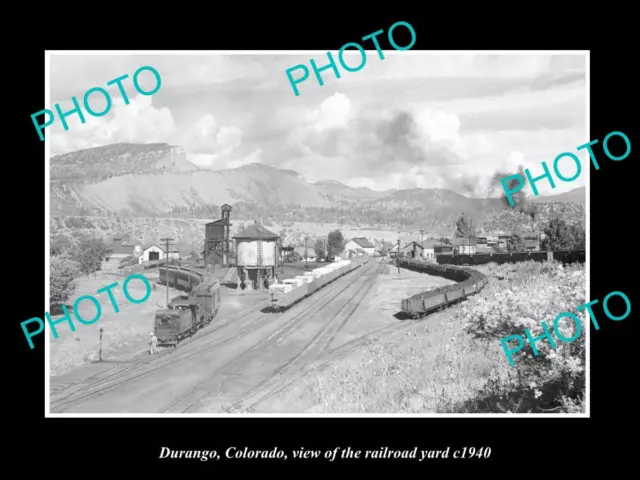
[304,237,309,266]
[420,228,424,259]
[160,237,174,307]
[397,234,400,274]
[99,327,104,362]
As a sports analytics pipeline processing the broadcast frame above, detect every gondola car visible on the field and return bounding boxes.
[397,257,487,317]
[270,255,369,311]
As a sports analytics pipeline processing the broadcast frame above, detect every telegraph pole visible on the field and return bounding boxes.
[397,235,400,274]
[99,327,104,362]
[160,237,174,307]
[304,236,309,266]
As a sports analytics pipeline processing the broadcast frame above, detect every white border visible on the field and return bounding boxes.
[45,50,590,418]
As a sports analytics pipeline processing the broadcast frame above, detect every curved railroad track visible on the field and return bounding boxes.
[220,263,382,412]
[51,262,371,413]
[50,300,275,411]
[231,305,450,413]
[160,261,377,413]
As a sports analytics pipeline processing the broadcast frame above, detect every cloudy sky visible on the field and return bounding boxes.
[48,52,587,197]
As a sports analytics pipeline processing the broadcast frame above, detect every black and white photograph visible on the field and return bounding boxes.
[45,51,588,416]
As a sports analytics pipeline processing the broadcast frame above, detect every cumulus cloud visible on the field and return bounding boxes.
[49,94,250,170]
[305,93,351,131]
[278,92,497,194]
[48,53,586,196]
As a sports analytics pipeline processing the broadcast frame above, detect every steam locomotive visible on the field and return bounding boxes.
[154,267,222,347]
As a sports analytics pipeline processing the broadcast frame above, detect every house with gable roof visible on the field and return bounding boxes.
[344,237,375,256]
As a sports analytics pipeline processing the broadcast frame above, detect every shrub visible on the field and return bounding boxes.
[50,254,81,306]
[119,255,139,268]
[453,260,586,413]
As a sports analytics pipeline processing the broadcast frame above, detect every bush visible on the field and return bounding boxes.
[453,260,585,413]
[50,254,81,306]
[119,255,139,268]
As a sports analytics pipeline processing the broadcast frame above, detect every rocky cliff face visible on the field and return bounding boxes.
[51,143,197,183]
[49,143,585,228]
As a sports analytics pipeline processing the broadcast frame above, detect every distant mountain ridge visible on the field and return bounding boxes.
[530,187,585,205]
[50,143,585,228]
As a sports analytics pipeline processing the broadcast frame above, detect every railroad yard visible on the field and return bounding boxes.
[49,259,456,414]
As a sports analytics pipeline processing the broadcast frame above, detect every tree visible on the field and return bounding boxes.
[569,223,586,250]
[541,218,582,251]
[454,212,476,239]
[285,251,301,263]
[50,235,74,255]
[327,230,345,260]
[50,254,80,306]
[507,234,526,253]
[74,236,110,275]
[314,239,325,261]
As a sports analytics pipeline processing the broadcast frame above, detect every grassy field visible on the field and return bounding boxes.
[49,266,269,377]
[48,270,176,376]
[253,260,586,414]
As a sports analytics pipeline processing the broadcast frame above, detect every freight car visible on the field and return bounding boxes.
[269,255,370,312]
[154,276,221,347]
[397,257,487,318]
[158,266,205,293]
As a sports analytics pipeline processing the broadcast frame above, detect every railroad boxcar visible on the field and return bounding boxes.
[192,277,221,324]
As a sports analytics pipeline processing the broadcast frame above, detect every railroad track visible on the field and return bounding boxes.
[50,300,274,412]
[226,263,381,407]
[161,261,376,413]
[50,298,270,396]
[231,306,448,413]
[51,262,370,413]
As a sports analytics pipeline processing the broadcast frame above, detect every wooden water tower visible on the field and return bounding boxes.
[233,221,280,291]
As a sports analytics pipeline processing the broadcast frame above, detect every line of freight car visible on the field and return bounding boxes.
[397,257,476,281]
[397,258,488,318]
[158,266,204,293]
[400,277,488,319]
[269,255,370,312]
